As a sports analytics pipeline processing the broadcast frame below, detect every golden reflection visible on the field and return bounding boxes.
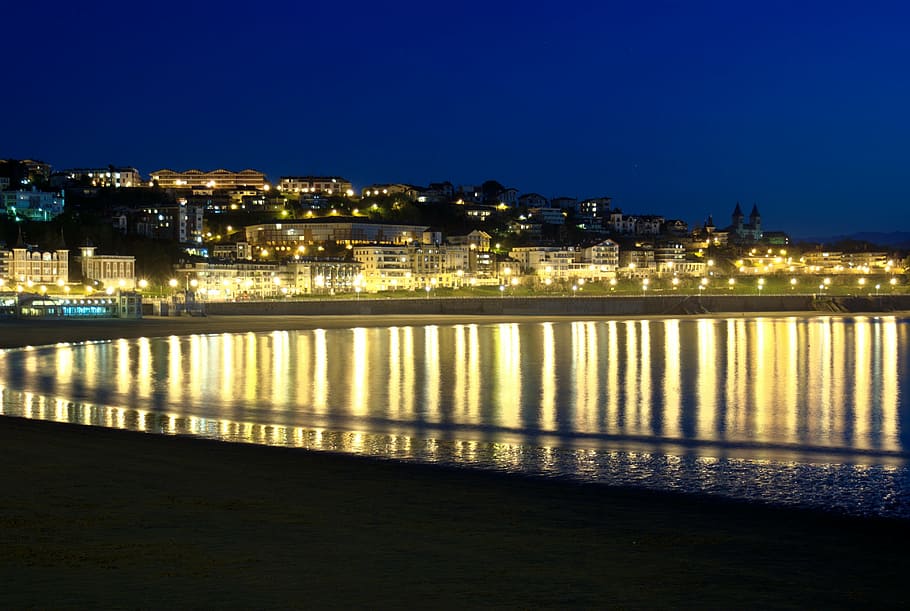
[272,331,290,407]
[696,319,717,438]
[401,326,415,417]
[881,318,899,451]
[467,324,481,424]
[313,329,327,410]
[663,319,680,438]
[137,337,151,399]
[540,323,556,431]
[638,321,651,434]
[115,339,130,396]
[854,318,871,446]
[351,328,367,415]
[453,325,466,420]
[494,324,521,430]
[605,321,619,429]
[624,321,639,430]
[388,327,401,418]
[423,326,440,421]
[0,317,904,467]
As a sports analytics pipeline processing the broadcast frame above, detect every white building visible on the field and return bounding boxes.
[279,176,354,196]
[1,248,68,287]
[77,246,136,289]
[352,244,478,292]
[582,239,620,270]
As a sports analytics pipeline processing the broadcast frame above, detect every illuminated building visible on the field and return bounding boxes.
[60,167,141,188]
[149,168,267,190]
[244,221,438,250]
[76,246,136,290]
[1,247,68,286]
[352,244,478,292]
[279,176,353,196]
[1,188,65,221]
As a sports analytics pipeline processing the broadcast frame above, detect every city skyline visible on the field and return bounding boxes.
[5,1,910,237]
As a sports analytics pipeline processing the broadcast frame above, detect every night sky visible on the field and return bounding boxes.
[6,1,909,237]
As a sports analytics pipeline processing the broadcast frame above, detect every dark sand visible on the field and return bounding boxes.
[1,315,909,609]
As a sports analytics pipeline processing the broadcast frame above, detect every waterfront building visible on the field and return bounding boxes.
[619,248,656,277]
[1,188,65,221]
[149,169,267,190]
[1,247,68,286]
[283,259,362,295]
[352,243,478,292]
[582,239,620,270]
[76,246,136,290]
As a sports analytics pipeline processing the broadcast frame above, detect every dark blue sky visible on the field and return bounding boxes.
[6,1,909,236]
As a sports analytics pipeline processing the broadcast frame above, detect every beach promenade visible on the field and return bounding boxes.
[1,313,909,608]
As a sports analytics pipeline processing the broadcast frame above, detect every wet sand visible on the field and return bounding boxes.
[1,314,909,608]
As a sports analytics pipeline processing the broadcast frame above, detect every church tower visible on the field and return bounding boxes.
[732,202,744,234]
[749,204,761,234]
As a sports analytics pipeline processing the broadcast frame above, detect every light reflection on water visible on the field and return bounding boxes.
[1,315,908,517]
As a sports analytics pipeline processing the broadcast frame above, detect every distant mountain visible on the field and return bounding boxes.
[795,231,910,249]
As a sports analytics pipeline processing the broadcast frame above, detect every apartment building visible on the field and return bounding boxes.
[278,176,354,195]
[150,169,267,190]
[61,167,141,188]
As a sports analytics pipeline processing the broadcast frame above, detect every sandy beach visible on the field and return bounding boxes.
[1,313,909,608]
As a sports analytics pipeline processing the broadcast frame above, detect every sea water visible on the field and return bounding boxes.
[1,315,908,517]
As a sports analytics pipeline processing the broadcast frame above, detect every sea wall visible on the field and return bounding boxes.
[200,294,910,317]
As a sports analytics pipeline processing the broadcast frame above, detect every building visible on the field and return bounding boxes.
[550,197,578,212]
[582,239,620,270]
[76,246,136,289]
[279,176,354,196]
[361,183,419,200]
[351,243,481,292]
[174,261,281,300]
[729,203,762,243]
[135,203,204,243]
[243,221,437,251]
[619,248,656,276]
[150,169,267,190]
[60,167,141,188]
[2,188,65,221]
[211,241,254,260]
[283,259,362,295]
[446,230,491,252]
[1,248,68,286]
[518,193,548,208]
[578,197,611,218]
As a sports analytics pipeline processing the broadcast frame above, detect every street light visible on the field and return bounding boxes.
[728,278,735,290]
[757,278,765,294]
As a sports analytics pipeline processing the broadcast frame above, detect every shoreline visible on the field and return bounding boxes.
[2,311,910,606]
